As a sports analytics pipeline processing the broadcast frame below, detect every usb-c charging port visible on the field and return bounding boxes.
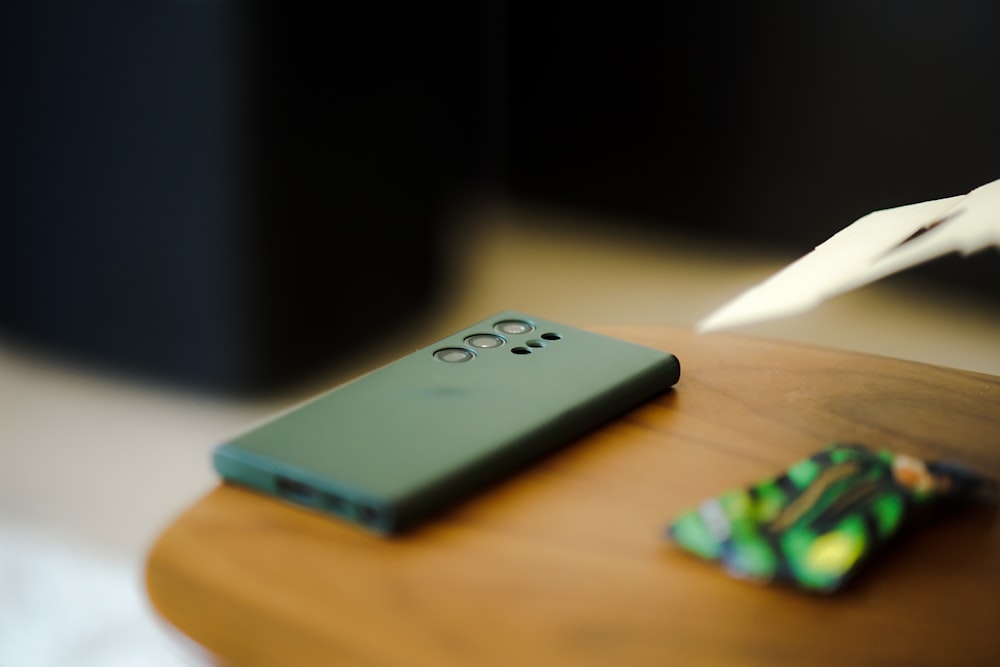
[276,477,318,505]
[275,477,380,527]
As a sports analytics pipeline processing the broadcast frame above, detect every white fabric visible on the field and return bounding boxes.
[0,523,202,667]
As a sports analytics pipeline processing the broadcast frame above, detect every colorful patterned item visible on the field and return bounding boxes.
[666,443,996,593]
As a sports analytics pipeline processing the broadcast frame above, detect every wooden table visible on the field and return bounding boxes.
[145,325,1000,667]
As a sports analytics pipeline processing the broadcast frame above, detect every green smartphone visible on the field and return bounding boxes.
[213,311,681,535]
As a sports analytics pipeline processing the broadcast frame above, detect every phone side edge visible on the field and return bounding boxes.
[212,443,399,535]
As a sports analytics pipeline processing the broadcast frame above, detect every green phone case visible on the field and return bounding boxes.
[213,310,681,535]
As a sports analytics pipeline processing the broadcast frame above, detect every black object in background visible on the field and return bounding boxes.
[0,2,486,395]
[3,2,998,397]
[504,2,1000,294]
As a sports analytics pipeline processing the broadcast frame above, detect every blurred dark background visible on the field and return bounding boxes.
[2,1,998,394]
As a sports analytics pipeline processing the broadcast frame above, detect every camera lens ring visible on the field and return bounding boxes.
[433,347,476,363]
[494,319,536,336]
[464,333,507,349]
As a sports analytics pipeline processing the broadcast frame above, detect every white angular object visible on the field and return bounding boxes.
[697,177,1000,333]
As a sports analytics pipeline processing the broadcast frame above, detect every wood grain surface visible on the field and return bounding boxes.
[146,325,1000,667]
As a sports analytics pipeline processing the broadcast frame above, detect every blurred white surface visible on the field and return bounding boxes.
[0,523,200,667]
[0,337,282,667]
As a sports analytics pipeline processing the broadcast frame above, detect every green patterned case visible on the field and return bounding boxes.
[214,310,681,535]
[667,443,996,593]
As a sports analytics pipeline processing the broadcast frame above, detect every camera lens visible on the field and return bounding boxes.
[494,319,535,335]
[464,333,506,349]
[433,347,476,363]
